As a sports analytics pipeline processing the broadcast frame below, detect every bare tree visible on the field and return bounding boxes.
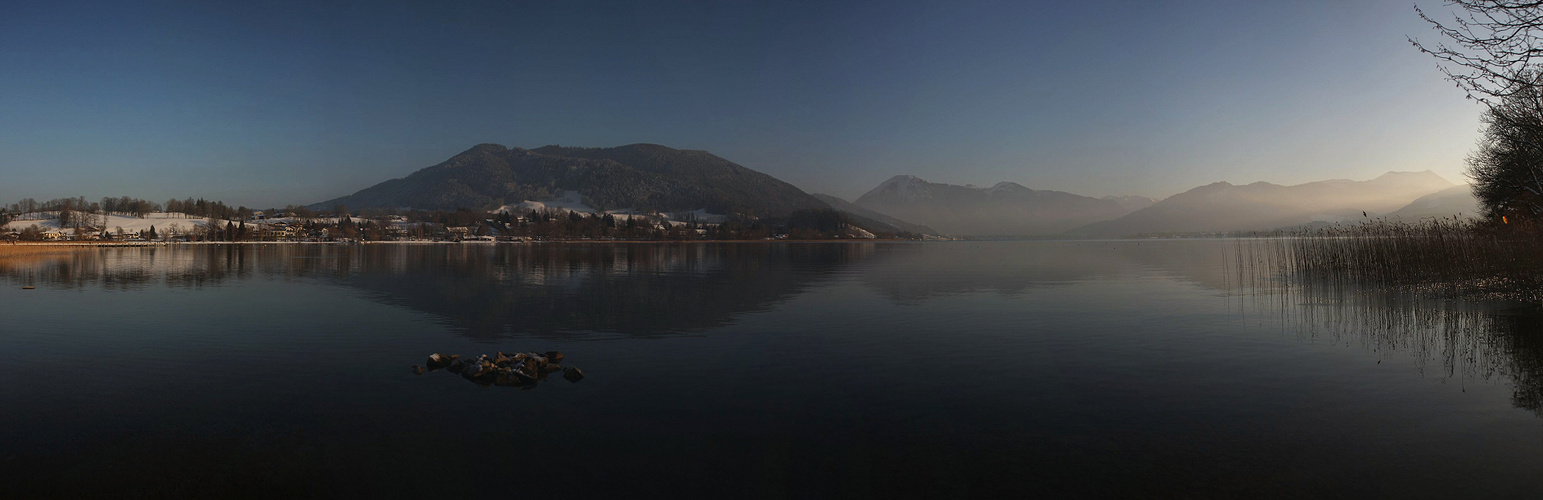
[1413,2,1543,217]
[1412,1,1543,104]
[206,216,221,241]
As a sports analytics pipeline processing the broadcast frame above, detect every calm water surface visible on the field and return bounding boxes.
[3,241,1542,498]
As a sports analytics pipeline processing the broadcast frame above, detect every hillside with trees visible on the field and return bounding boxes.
[312,143,831,218]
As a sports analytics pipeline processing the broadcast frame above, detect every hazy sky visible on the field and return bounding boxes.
[0,0,1486,208]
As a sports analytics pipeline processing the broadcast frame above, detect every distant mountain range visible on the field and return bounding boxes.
[1069,171,1457,237]
[1102,195,1160,213]
[315,143,1474,239]
[851,175,1153,236]
[314,143,830,218]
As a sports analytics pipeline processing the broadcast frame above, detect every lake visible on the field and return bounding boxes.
[3,241,1542,498]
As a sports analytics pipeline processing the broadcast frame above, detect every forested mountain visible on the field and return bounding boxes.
[314,143,829,217]
[1070,171,1456,237]
[852,175,1141,237]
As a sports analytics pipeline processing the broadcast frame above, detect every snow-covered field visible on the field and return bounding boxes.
[495,191,640,219]
[495,191,597,214]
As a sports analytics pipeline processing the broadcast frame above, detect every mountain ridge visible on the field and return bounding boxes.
[852,175,1149,237]
[1069,170,1456,237]
[1387,184,1480,221]
[313,143,830,218]
[811,194,938,236]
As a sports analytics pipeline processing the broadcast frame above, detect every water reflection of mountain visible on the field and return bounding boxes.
[855,240,1233,304]
[330,243,874,340]
[0,240,1252,329]
[0,244,876,339]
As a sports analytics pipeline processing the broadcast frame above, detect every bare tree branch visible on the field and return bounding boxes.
[1411,1,1543,104]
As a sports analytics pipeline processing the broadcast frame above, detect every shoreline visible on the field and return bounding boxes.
[0,238,926,249]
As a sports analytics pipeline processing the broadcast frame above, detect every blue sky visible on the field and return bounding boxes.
[0,0,1484,207]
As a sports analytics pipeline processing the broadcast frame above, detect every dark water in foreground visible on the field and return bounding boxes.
[3,241,1543,498]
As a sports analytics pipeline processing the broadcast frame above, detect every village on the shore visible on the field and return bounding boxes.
[0,195,901,244]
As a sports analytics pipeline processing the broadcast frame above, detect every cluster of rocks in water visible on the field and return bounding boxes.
[413,351,583,388]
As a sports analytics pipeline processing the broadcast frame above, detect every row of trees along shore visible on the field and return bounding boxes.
[2,196,267,223]
[1254,1,1543,301]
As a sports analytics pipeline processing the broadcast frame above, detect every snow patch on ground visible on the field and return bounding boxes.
[496,191,599,215]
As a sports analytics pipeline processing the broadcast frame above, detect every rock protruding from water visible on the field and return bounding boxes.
[426,353,459,370]
[415,351,579,388]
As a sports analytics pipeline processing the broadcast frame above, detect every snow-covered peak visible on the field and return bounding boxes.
[873,175,932,202]
[878,175,926,188]
[987,181,1030,193]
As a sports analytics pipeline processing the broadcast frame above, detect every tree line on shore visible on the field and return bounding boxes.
[3,196,263,225]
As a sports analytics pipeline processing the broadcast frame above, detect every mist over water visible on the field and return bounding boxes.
[3,241,1542,497]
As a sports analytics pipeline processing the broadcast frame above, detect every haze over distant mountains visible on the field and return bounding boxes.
[1069,171,1458,237]
[1386,184,1481,221]
[851,175,1154,236]
[315,142,1475,239]
[810,194,938,236]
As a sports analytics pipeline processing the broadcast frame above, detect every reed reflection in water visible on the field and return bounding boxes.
[1231,237,1543,416]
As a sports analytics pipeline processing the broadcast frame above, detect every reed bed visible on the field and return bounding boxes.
[1238,217,1543,303]
[1227,218,1543,414]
